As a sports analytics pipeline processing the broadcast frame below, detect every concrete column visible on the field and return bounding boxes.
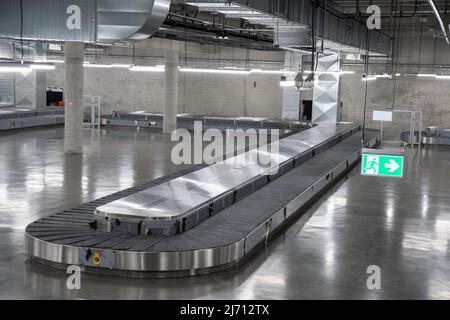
[35,42,47,108]
[64,41,84,154]
[163,51,179,134]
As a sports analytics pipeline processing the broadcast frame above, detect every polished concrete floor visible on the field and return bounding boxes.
[1,125,449,299]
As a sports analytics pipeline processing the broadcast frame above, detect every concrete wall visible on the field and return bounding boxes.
[340,31,450,129]
[47,38,285,119]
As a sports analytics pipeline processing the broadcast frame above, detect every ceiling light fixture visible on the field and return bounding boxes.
[250,69,296,75]
[376,74,392,79]
[280,81,296,87]
[32,59,65,64]
[362,75,377,81]
[417,74,437,77]
[29,64,56,70]
[83,63,112,68]
[0,63,31,73]
[111,64,132,69]
[304,70,354,75]
[179,68,250,75]
[129,65,165,72]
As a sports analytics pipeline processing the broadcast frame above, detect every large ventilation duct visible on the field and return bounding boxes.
[97,0,171,42]
[231,0,392,56]
[0,0,170,43]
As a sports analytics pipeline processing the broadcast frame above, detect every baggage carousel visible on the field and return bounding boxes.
[0,107,64,131]
[105,111,309,131]
[25,123,379,277]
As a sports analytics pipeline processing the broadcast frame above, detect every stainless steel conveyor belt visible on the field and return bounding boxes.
[94,124,358,235]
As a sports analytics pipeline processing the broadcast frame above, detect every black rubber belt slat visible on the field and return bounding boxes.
[53,235,105,246]
[128,236,165,252]
[93,234,132,249]
[38,231,97,241]
[37,221,91,228]
[71,234,124,247]
[26,227,89,233]
[65,207,95,211]
[29,220,91,227]
[27,221,90,228]
[49,214,94,221]
[28,230,95,237]
[111,237,150,250]
[62,210,94,215]
[54,213,95,220]
[42,217,93,224]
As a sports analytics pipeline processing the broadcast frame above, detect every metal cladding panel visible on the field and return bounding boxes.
[312,52,341,123]
[0,0,96,42]
[0,74,14,102]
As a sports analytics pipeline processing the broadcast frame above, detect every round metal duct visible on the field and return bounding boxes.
[0,0,170,43]
[97,0,171,42]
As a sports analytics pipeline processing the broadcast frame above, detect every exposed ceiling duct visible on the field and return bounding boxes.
[0,0,170,43]
[234,0,392,55]
[168,0,392,56]
[97,0,171,42]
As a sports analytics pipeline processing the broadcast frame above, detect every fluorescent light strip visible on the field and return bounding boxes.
[427,0,450,44]
[376,74,392,79]
[280,81,296,87]
[362,76,377,81]
[417,74,437,77]
[130,65,165,72]
[0,65,31,73]
[111,64,132,69]
[415,74,450,79]
[33,59,65,64]
[83,63,112,68]
[304,70,355,75]
[179,67,249,75]
[250,69,296,75]
[30,64,56,70]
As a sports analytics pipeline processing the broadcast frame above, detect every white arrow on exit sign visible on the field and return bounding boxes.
[385,159,400,173]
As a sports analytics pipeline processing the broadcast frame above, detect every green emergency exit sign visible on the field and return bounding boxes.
[361,151,404,178]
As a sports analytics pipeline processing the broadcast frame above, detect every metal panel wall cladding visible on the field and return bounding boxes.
[0,74,14,100]
[0,0,170,42]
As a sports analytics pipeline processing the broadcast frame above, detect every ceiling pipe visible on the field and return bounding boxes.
[427,0,450,44]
